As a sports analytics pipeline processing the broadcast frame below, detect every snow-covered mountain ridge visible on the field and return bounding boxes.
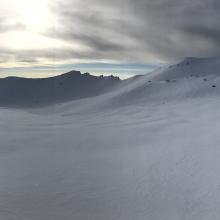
[1,56,220,108]
[34,56,220,115]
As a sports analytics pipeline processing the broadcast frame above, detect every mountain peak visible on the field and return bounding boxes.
[178,56,220,66]
[59,70,82,78]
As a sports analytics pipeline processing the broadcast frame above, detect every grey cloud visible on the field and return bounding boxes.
[48,0,220,63]
[0,17,25,33]
[55,31,125,52]
[2,0,220,65]
[0,46,135,65]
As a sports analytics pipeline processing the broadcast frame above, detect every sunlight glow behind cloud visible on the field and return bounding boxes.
[1,0,220,77]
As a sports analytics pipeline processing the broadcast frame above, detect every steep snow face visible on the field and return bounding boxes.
[0,71,121,107]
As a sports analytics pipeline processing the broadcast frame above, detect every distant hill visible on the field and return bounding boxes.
[0,71,121,107]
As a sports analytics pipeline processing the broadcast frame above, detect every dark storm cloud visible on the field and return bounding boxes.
[49,0,220,63]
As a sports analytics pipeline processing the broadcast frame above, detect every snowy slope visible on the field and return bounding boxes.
[1,57,220,220]
[1,56,220,109]
[36,56,220,115]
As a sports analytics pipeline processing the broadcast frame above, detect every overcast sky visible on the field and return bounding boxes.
[0,0,220,77]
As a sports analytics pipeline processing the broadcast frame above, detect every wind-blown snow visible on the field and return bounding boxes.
[1,57,220,220]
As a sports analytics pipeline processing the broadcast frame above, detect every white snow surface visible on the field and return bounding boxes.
[1,57,220,219]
